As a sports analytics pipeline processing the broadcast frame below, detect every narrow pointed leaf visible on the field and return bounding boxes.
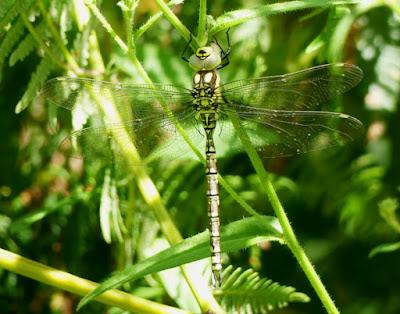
[78,215,283,309]
[209,0,360,36]
[369,241,400,258]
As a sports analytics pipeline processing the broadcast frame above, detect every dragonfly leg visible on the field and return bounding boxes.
[222,28,231,59]
[215,28,231,70]
[181,33,194,63]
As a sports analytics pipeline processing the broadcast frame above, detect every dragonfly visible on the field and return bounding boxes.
[39,40,363,288]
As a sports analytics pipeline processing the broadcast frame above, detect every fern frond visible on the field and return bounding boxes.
[15,56,54,113]
[215,266,310,314]
[9,21,47,66]
[0,16,25,82]
[0,0,15,22]
[0,0,33,34]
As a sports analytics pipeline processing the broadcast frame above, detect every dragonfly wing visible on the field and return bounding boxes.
[218,108,363,158]
[38,77,199,166]
[39,77,193,120]
[59,109,203,167]
[220,63,363,111]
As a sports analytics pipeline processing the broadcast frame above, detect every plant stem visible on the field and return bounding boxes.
[135,0,179,40]
[36,0,81,72]
[84,0,128,52]
[20,13,70,72]
[209,0,360,35]
[154,0,198,49]
[197,0,207,45]
[227,112,340,314]
[0,248,190,314]
[120,0,138,53]
[218,175,260,216]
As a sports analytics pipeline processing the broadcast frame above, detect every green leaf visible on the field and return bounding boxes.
[100,169,113,243]
[9,189,90,231]
[215,265,310,313]
[369,241,400,258]
[305,6,349,56]
[147,238,202,313]
[9,21,46,66]
[378,198,400,233]
[77,215,283,309]
[0,16,25,82]
[0,0,33,35]
[15,56,54,113]
[209,0,360,36]
[99,168,125,243]
[134,0,184,40]
[327,11,357,62]
[0,0,16,25]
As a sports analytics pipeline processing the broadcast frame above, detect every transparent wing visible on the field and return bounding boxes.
[220,63,363,111]
[40,77,193,118]
[38,77,197,166]
[218,108,363,158]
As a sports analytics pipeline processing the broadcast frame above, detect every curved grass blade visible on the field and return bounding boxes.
[78,215,283,309]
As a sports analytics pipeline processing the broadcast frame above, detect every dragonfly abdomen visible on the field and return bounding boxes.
[192,69,223,287]
[205,130,222,288]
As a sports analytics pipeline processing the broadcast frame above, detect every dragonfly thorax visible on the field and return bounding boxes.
[192,70,221,129]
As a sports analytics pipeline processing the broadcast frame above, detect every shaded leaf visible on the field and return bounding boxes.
[378,197,400,233]
[0,16,25,82]
[15,56,54,113]
[369,241,400,258]
[9,21,46,66]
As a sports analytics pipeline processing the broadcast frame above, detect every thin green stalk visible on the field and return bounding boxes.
[120,0,138,53]
[20,13,70,72]
[209,0,360,35]
[84,0,128,52]
[135,0,180,40]
[227,111,340,314]
[218,175,260,217]
[36,0,81,72]
[197,0,207,45]
[135,12,164,40]
[0,248,190,314]
[154,0,198,49]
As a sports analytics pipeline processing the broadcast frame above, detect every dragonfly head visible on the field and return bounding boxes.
[189,43,221,71]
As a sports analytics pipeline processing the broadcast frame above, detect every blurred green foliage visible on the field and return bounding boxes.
[0,0,400,313]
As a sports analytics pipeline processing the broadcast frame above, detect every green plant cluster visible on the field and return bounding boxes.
[0,0,399,313]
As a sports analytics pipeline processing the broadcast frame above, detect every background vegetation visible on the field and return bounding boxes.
[0,0,399,313]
